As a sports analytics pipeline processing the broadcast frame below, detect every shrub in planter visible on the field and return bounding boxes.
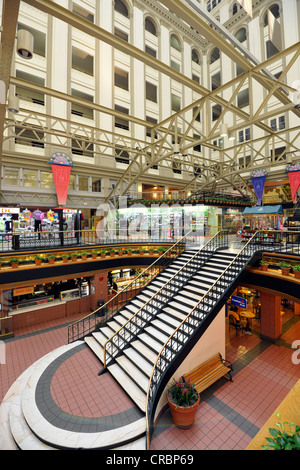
[262,413,300,450]
[110,250,115,257]
[91,251,98,259]
[61,254,69,263]
[81,251,88,260]
[47,254,56,264]
[10,257,19,268]
[100,250,106,258]
[279,261,291,275]
[70,252,78,261]
[148,249,154,255]
[260,260,269,271]
[167,376,200,429]
[127,248,133,256]
[293,265,300,279]
[34,255,43,266]
[139,249,145,255]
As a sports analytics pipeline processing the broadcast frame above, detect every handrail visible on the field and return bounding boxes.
[67,230,196,343]
[144,229,300,449]
[102,230,228,368]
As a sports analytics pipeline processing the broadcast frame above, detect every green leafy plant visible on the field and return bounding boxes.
[47,254,55,259]
[293,265,300,271]
[260,260,268,265]
[9,257,19,263]
[167,376,198,408]
[61,254,69,258]
[34,255,43,260]
[262,414,300,450]
[279,261,291,268]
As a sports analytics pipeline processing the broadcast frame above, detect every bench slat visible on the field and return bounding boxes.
[183,353,232,394]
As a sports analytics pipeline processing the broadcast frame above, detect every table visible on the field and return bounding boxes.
[239,311,255,330]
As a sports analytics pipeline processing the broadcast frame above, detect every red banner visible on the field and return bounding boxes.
[288,170,300,203]
[51,164,71,206]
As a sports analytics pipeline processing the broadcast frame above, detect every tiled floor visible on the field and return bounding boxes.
[0,309,299,450]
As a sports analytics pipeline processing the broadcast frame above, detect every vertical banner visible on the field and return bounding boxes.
[251,169,268,206]
[237,0,252,17]
[49,152,74,206]
[287,163,300,204]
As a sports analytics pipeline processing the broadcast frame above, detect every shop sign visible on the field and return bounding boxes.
[0,207,20,214]
[13,286,34,296]
[231,295,247,309]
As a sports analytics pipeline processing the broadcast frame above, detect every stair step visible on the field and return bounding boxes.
[115,355,149,392]
[107,363,147,412]
[163,306,187,321]
[131,340,157,364]
[173,295,198,307]
[123,347,154,377]
[138,333,163,354]
[157,313,182,329]
[169,301,191,314]
[145,326,169,344]
[92,330,108,347]
[151,319,175,336]
[84,336,104,363]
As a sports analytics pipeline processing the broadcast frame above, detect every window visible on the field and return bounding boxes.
[192,74,200,84]
[193,134,201,152]
[212,104,222,121]
[114,0,128,17]
[114,28,128,42]
[115,104,129,130]
[146,82,157,103]
[271,146,286,161]
[15,125,44,148]
[145,45,156,58]
[279,115,286,130]
[235,28,247,43]
[72,136,94,157]
[193,107,201,122]
[92,178,101,192]
[17,23,46,57]
[71,89,94,119]
[171,93,181,112]
[115,146,130,164]
[146,115,158,138]
[78,176,89,191]
[40,172,53,189]
[171,60,180,72]
[237,89,249,108]
[16,70,45,105]
[72,47,94,75]
[170,34,181,51]
[238,155,251,169]
[4,167,19,186]
[72,3,94,22]
[69,175,75,190]
[192,49,200,64]
[145,17,157,36]
[211,72,221,90]
[238,128,251,142]
[210,48,220,64]
[114,67,129,90]
[23,169,37,187]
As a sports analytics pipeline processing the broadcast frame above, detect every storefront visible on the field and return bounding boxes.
[17,207,81,233]
[0,207,20,233]
[222,208,243,234]
[108,266,160,294]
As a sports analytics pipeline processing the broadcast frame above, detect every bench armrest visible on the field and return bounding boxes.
[222,358,233,371]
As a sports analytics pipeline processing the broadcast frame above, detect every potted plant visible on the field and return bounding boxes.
[100,250,106,258]
[81,251,88,260]
[70,252,78,262]
[47,254,56,264]
[293,265,300,279]
[61,254,69,263]
[279,261,291,275]
[260,260,269,271]
[167,376,200,429]
[139,248,145,255]
[127,248,133,256]
[148,248,154,255]
[10,257,19,268]
[262,414,300,450]
[91,251,98,259]
[109,250,115,257]
[34,255,43,266]
[117,249,123,256]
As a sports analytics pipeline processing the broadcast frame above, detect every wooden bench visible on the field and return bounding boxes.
[183,353,233,394]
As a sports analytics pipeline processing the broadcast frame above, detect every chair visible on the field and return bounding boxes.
[229,315,243,335]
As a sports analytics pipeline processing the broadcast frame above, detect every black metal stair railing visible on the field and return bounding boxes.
[67,229,198,343]
[145,229,300,449]
[102,230,229,369]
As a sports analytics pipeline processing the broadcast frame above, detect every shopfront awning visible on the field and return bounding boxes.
[242,205,283,216]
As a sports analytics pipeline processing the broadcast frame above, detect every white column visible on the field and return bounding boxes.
[132,5,145,141]
[159,23,171,121]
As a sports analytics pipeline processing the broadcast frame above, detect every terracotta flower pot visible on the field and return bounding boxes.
[281,268,290,276]
[127,251,132,256]
[81,255,87,260]
[48,258,55,264]
[11,262,19,269]
[260,264,268,271]
[35,259,42,266]
[62,257,68,263]
[92,254,97,259]
[71,257,77,262]
[167,392,200,429]
[100,253,106,258]
[294,270,300,279]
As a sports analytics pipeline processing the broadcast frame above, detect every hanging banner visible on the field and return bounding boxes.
[286,162,300,204]
[251,169,268,206]
[237,0,252,17]
[49,152,74,206]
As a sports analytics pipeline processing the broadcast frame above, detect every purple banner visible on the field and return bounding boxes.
[251,175,266,205]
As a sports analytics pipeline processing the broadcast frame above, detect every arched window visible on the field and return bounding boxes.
[170,34,181,52]
[192,49,200,65]
[263,4,281,58]
[235,27,247,43]
[114,0,128,18]
[210,47,220,64]
[232,2,242,16]
[145,17,157,36]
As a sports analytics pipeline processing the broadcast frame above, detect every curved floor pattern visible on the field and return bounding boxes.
[37,342,143,433]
